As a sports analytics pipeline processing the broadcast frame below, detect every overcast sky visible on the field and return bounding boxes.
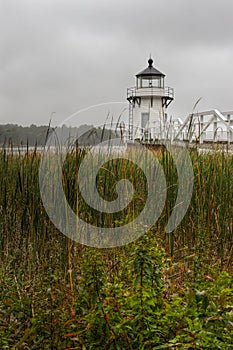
[0,0,233,126]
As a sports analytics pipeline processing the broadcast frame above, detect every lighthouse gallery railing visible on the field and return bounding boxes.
[127,86,174,100]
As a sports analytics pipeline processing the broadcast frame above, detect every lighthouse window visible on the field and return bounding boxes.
[141,78,151,88]
[140,77,164,88]
[137,77,142,88]
[141,113,149,129]
[153,78,161,88]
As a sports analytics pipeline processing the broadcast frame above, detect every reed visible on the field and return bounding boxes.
[0,146,232,267]
[0,145,232,348]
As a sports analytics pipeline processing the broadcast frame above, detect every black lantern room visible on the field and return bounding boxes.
[136,58,165,89]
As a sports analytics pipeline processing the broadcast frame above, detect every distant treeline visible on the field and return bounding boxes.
[0,124,117,147]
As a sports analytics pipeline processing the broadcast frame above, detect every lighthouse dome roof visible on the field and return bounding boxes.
[136,58,165,77]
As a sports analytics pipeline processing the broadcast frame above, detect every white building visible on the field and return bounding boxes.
[127,57,174,141]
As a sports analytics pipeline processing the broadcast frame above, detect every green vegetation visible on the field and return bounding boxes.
[0,146,233,349]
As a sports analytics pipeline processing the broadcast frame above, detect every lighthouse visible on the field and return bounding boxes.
[127,57,174,142]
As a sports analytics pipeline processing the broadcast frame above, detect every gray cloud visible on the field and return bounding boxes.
[0,0,233,126]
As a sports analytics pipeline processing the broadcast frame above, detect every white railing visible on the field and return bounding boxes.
[175,110,233,144]
[127,86,174,100]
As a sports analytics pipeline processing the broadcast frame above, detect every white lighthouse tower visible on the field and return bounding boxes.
[127,57,174,142]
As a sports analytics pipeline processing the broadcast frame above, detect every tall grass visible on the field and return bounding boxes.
[0,146,232,268]
[0,146,232,348]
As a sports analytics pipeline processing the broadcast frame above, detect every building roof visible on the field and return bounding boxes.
[136,58,165,77]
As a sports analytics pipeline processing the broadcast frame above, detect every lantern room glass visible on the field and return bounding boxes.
[137,76,164,89]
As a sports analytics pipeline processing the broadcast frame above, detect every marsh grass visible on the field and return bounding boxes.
[0,145,232,348]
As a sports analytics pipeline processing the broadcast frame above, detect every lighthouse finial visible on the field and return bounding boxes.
[148,56,153,67]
